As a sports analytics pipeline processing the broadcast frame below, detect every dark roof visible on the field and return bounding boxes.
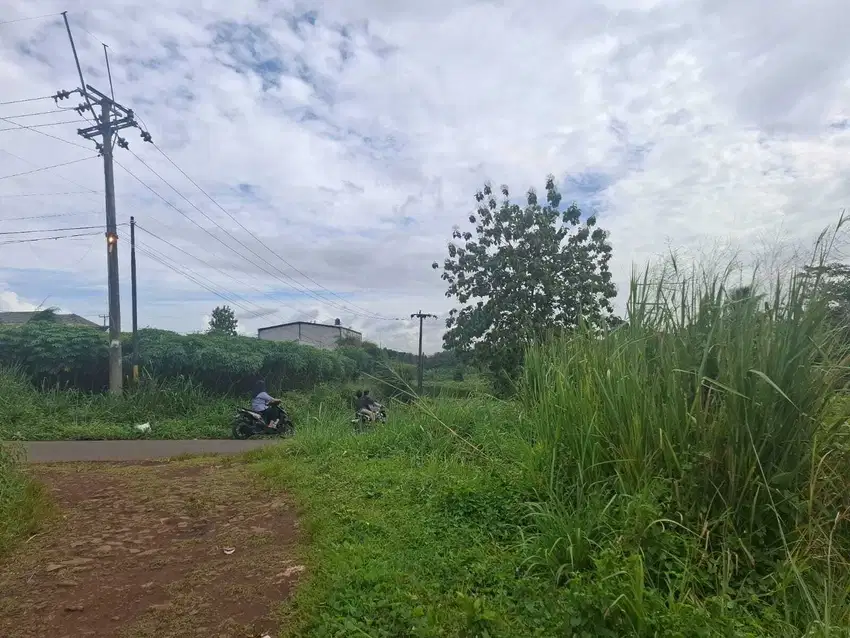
[0,312,100,328]
[258,320,362,336]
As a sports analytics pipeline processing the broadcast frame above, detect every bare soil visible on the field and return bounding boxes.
[0,458,301,638]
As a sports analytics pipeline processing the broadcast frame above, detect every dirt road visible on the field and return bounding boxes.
[0,458,301,637]
[13,439,281,463]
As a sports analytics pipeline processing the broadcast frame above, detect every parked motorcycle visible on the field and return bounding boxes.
[231,403,294,439]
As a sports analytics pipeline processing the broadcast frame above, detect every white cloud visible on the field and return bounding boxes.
[0,290,38,312]
[0,0,848,354]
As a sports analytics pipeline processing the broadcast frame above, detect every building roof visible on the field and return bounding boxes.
[0,312,100,328]
[258,320,362,336]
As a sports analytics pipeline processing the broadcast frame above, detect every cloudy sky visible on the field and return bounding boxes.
[0,0,848,353]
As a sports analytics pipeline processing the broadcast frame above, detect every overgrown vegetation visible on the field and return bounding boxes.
[0,445,52,558]
[0,325,356,393]
[0,324,466,398]
[241,255,850,636]
[0,368,235,439]
[0,364,482,440]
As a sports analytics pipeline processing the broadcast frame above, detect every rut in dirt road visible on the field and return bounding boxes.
[0,458,302,638]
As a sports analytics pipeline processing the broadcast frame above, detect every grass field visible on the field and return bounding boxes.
[3,264,850,635]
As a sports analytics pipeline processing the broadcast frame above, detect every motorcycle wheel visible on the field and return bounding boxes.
[231,416,252,440]
[278,418,295,436]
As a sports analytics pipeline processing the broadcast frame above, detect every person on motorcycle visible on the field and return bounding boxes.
[363,389,381,412]
[355,389,376,420]
[363,390,385,420]
[252,379,282,429]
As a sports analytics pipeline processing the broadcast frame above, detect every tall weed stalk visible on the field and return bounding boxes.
[519,235,850,633]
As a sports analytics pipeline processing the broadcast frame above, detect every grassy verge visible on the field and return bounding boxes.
[0,367,481,441]
[248,399,565,637]
[243,265,850,636]
[248,399,782,636]
[0,445,52,558]
[0,369,361,440]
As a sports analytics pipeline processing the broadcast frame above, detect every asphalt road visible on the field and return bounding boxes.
[4,439,282,463]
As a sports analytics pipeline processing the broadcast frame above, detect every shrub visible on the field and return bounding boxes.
[0,325,359,394]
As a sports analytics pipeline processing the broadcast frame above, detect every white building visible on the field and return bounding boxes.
[257,320,362,350]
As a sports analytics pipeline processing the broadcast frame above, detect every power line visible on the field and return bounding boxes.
[0,96,57,107]
[134,223,304,316]
[0,119,85,132]
[124,148,384,321]
[135,241,325,345]
[134,240,281,322]
[148,141,396,321]
[0,149,99,194]
[0,231,101,246]
[0,191,94,198]
[0,224,104,236]
[0,13,61,27]
[0,115,94,151]
[0,156,97,181]
[0,211,99,222]
[0,109,70,119]
[10,90,394,325]
[114,156,364,320]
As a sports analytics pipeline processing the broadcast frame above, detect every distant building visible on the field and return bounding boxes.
[257,320,362,350]
[0,311,100,328]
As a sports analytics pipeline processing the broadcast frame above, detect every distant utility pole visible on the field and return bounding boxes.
[58,12,153,395]
[410,311,438,395]
[130,216,139,383]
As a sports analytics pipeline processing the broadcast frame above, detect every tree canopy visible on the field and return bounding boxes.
[432,175,616,388]
[207,305,238,337]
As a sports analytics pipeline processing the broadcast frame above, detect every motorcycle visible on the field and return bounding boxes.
[231,403,294,439]
[351,402,387,430]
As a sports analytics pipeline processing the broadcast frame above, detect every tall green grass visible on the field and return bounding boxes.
[519,258,850,634]
[0,366,366,440]
[0,367,236,440]
[0,445,52,558]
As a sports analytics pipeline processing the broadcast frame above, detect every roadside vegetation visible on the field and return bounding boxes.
[0,445,52,559]
[245,261,850,636]
[2,177,850,635]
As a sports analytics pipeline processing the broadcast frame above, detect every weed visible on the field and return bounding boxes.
[0,444,53,558]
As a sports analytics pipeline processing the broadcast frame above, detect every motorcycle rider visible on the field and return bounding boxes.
[252,379,282,429]
[363,389,381,413]
[355,389,377,420]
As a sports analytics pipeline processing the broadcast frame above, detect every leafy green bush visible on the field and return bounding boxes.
[0,324,359,394]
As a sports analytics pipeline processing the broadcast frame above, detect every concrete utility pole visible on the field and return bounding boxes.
[130,216,139,383]
[410,311,437,395]
[59,12,152,395]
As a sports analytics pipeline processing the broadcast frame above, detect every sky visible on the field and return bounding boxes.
[0,0,848,354]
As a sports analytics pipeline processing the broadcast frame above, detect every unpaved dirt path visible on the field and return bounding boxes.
[0,458,301,638]
[17,439,281,463]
